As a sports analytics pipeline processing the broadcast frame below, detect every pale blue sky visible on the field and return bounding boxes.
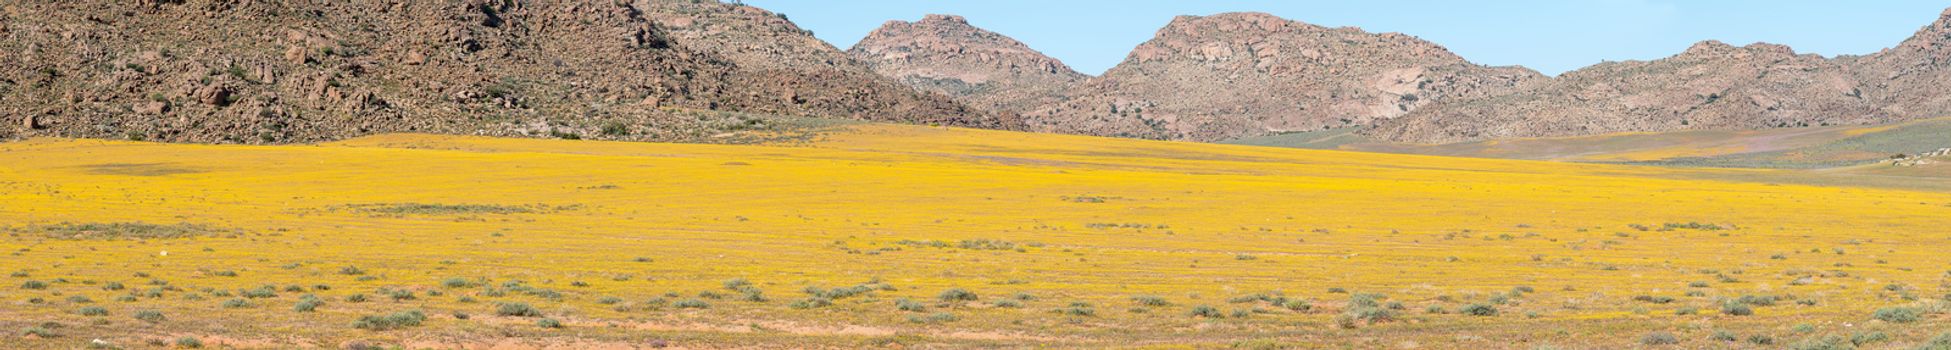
[743,0,1949,76]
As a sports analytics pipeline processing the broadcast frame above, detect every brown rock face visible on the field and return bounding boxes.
[0,0,1008,144]
[1856,7,1951,119]
[1371,7,1951,144]
[848,14,1085,114]
[1369,41,1878,143]
[1023,12,1543,141]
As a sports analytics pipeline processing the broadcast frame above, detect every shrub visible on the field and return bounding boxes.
[293,297,323,312]
[1688,281,1710,288]
[352,310,426,330]
[1746,334,1774,345]
[789,297,832,309]
[1632,295,1677,304]
[103,282,125,291]
[1640,332,1680,345]
[221,298,250,308]
[240,285,277,298]
[67,295,93,303]
[1281,299,1313,312]
[346,294,368,303]
[895,298,927,312]
[386,289,414,301]
[597,296,623,305]
[1345,306,1395,323]
[20,280,48,290]
[175,337,202,348]
[441,278,473,288]
[1871,307,1920,323]
[1676,307,1698,315]
[937,288,978,302]
[673,299,709,309]
[1710,330,1738,342]
[496,302,543,317]
[1789,335,1850,350]
[1850,331,1889,346]
[1425,305,1447,314]
[21,326,57,338]
[536,318,562,328]
[133,309,165,323]
[992,299,1023,308]
[338,266,364,275]
[1459,303,1497,316]
[722,278,753,291]
[1189,305,1223,318]
[1131,295,1170,307]
[1920,333,1951,350]
[1722,302,1754,316]
[76,306,109,316]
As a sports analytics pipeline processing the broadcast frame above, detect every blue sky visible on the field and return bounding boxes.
[743,0,1949,76]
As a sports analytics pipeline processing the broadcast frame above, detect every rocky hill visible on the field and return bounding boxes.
[1856,7,1951,120]
[1021,12,1544,141]
[849,14,1084,114]
[1367,41,1877,143]
[1370,7,1951,144]
[0,0,1009,144]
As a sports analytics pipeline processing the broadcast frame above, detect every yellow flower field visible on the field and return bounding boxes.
[2,124,1948,349]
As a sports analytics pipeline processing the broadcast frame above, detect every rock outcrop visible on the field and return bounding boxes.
[1369,41,1877,143]
[0,0,1010,143]
[1022,12,1544,141]
[849,14,1085,114]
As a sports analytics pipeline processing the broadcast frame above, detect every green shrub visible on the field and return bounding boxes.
[1130,295,1170,307]
[1709,330,1737,342]
[103,282,125,291]
[133,309,165,322]
[441,277,473,288]
[673,299,709,309]
[937,288,978,302]
[895,298,926,312]
[789,297,832,309]
[1189,305,1223,318]
[991,299,1023,308]
[1459,303,1497,316]
[346,294,368,303]
[294,296,323,312]
[240,285,277,298]
[1747,334,1774,345]
[21,326,57,338]
[1722,302,1754,316]
[1919,333,1951,350]
[536,318,562,328]
[496,302,542,317]
[76,306,109,316]
[1850,331,1889,346]
[20,280,48,290]
[352,310,426,330]
[338,266,364,275]
[1871,306,1921,323]
[1640,332,1679,345]
[1281,299,1312,312]
[220,298,250,308]
[175,337,202,348]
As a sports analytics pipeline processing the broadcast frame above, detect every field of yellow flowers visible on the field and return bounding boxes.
[2,124,1949,349]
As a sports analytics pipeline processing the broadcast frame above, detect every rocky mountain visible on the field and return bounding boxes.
[1371,7,1951,144]
[1367,41,1877,143]
[0,0,1009,144]
[848,14,1084,114]
[1856,7,1951,120]
[1021,12,1544,141]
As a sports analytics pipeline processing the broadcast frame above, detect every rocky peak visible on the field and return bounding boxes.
[848,14,1083,113]
[1026,12,1541,141]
